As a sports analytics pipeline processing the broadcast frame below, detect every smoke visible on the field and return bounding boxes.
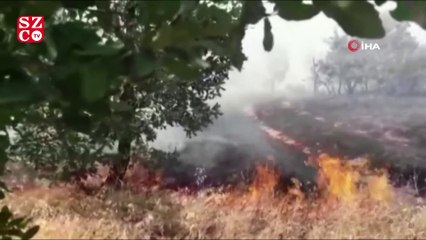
[149,16,327,188]
[151,25,289,153]
[151,3,426,189]
[150,5,341,181]
[151,10,334,153]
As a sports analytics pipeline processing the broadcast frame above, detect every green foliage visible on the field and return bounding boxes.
[0,206,39,240]
[313,1,385,38]
[273,0,319,20]
[263,18,273,52]
[391,1,426,29]
[8,108,112,177]
[0,182,39,239]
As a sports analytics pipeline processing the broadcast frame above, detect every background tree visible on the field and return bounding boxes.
[312,22,426,96]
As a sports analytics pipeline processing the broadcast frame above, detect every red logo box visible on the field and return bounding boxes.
[17,16,44,43]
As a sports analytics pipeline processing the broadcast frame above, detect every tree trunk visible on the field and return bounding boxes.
[115,136,132,185]
[313,79,318,95]
[346,80,356,95]
[107,83,134,187]
[313,60,319,95]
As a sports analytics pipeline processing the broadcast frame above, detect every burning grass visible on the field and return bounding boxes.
[5,154,426,239]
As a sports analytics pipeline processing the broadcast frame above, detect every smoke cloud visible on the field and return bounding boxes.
[151,2,426,189]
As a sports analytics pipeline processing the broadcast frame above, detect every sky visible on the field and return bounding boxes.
[151,1,426,150]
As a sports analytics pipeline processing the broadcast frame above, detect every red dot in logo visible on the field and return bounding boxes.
[348,39,360,52]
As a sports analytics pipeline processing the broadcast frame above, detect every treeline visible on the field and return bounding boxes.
[312,23,426,97]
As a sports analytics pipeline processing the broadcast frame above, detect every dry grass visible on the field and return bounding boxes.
[5,184,426,239]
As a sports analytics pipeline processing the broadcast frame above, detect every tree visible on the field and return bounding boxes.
[1,1,426,238]
[313,22,425,96]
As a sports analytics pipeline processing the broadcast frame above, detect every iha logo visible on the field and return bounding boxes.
[347,39,380,52]
[17,16,44,43]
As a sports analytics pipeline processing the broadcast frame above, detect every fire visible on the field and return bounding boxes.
[248,106,396,205]
[316,154,362,201]
[367,173,393,201]
[316,154,393,202]
[227,153,393,205]
[249,164,279,199]
[260,125,309,153]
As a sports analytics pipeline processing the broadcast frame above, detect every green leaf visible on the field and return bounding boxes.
[44,28,57,60]
[95,0,113,31]
[0,147,7,175]
[191,40,228,56]
[21,1,61,17]
[273,0,320,20]
[0,206,12,225]
[263,18,273,52]
[62,108,92,133]
[0,29,5,42]
[178,0,198,17]
[391,1,426,30]
[164,57,201,80]
[229,27,247,71]
[314,0,385,38]
[0,53,19,72]
[22,226,40,239]
[110,101,133,113]
[134,53,156,78]
[9,217,25,227]
[0,170,7,198]
[231,50,247,71]
[152,20,203,49]
[80,64,110,103]
[61,0,96,10]
[50,22,102,57]
[2,4,22,28]
[374,0,387,6]
[0,181,8,192]
[74,43,123,57]
[138,1,181,24]
[240,1,266,25]
[0,135,9,152]
[0,81,37,105]
[197,6,234,36]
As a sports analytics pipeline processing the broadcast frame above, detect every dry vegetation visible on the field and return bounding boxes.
[4,154,426,239]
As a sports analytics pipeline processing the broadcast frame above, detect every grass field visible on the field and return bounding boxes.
[5,156,426,239]
[5,96,426,239]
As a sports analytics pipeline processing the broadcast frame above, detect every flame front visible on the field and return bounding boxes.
[249,164,279,200]
[316,154,393,202]
[316,154,362,201]
[367,173,393,201]
[121,122,394,206]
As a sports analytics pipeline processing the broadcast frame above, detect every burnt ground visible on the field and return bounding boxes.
[254,96,426,192]
[158,96,426,195]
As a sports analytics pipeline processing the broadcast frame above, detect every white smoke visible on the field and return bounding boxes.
[151,2,426,151]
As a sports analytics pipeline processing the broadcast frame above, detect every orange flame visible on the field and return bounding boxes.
[316,154,393,202]
[250,108,395,204]
[249,164,279,200]
[367,172,393,201]
[316,154,362,201]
